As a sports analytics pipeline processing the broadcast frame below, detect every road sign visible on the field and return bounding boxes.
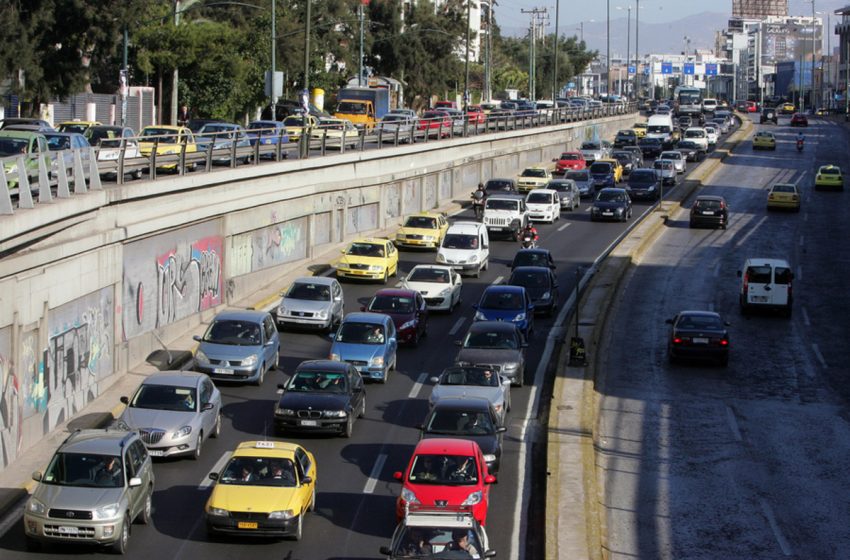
[705,63,718,76]
[684,63,695,75]
[628,65,636,75]
[644,66,650,75]
[661,62,673,75]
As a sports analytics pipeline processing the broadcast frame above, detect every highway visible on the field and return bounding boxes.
[597,114,850,558]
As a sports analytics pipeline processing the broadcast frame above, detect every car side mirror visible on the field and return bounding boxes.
[120,396,129,405]
[430,376,440,383]
[128,477,142,488]
[393,471,403,481]
[497,426,507,433]
[454,340,463,346]
[380,547,393,555]
[724,321,731,327]
[472,303,479,310]
[208,472,219,481]
[301,476,312,485]
[327,333,336,340]
[484,474,497,484]
[193,335,202,342]
[202,402,214,411]
[32,471,43,482]
[484,551,497,558]
[265,340,275,347]
[360,306,366,312]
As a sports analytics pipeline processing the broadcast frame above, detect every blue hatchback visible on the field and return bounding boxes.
[329,312,398,383]
[472,285,535,338]
[193,310,280,385]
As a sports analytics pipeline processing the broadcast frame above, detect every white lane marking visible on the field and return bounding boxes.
[199,451,233,490]
[798,235,804,247]
[363,453,387,494]
[448,317,466,336]
[760,498,793,556]
[712,262,721,278]
[725,405,742,442]
[492,276,504,285]
[812,344,828,369]
[0,498,26,537]
[408,372,428,399]
[796,266,802,282]
[801,306,811,327]
[557,222,571,232]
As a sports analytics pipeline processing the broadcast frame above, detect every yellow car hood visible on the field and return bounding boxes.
[208,484,299,513]
[397,226,439,237]
[338,255,387,267]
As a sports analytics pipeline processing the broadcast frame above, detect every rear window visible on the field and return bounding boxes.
[746,265,772,284]
[774,267,792,285]
[695,199,722,210]
[589,162,612,173]
[566,171,590,181]
[820,168,840,175]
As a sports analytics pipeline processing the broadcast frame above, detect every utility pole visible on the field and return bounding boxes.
[172,0,181,125]
[635,0,639,99]
[606,0,610,95]
[522,8,548,101]
[626,5,631,98]
[304,0,312,94]
[484,0,494,101]
[553,0,560,102]
[464,0,471,109]
[271,0,277,119]
[811,0,816,111]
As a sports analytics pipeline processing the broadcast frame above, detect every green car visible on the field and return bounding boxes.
[0,130,50,189]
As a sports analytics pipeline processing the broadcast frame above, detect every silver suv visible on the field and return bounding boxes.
[24,429,155,554]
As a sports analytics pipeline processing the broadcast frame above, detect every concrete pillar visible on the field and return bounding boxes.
[86,102,97,122]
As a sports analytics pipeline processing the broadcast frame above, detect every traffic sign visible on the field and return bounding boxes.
[661,62,673,75]
[628,65,636,75]
[705,63,718,76]
[684,63,695,75]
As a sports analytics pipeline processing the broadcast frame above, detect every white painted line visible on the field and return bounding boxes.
[796,266,802,282]
[363,453,387,494]
[557,222,571,232]
[798,235,804,247]
[199,451,233,490]
[725,405,742,442]
[492,275,504,285]
[408,372,428,399]
[712,262,721,278]
[812,344,828,369]
[760,498,793,556]
[801,307,811,327]
[448,317,467,336]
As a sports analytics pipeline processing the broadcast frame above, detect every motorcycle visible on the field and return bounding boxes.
[796,139,804,152]
[520,233,536,249]
[470,191,486,220]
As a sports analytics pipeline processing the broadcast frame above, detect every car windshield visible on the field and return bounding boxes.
[59,124,88,134]
[589,163,612,174]
[661,152,681,160]
[527,192,553,203]
[597,191,625,202]
[694,198,722,209]
[337,101,367,114]
[641,137,661,145]
[369,294,414,314]
[408,454,478,485]
[513,252,549,268]
[286,282,331,301]
[335,322,385,344]
[442,233,478,250]
[581,142,600,150]
[685,130,705,138]
[480,291,523,310]
[130,384,197,412]
[521,168,547,178]
[566,171,590,181]
[560,153,580,160]
[346,243,384,258]
[404,216,437,229]
[0,137,29,156]
[218,456,298,487]
[141,128,179,143]
[408,267,450,283]
[509,270,548,290]
[283,116,306,127]
[42,453,124,488]
[439,367,499,387]
[199,124,235,134]
[630,171,656,184]
[202,320,261,345]
[87,129,119,142]
[463,330,518,349]
[425,409,496,436]
[286,370,348,393]
[676,314,724,330]
[247,122,277,134]
[485,199,518,211]
[547,181,573,192]
[485,180,514,192]
[772,185,796,193]
[44,135,72,150]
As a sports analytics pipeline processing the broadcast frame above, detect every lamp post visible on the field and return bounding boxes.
[304,0,312,93]
[635,0,639,99]
[812,0,817,111]
[553,0,560,102]
[617,6,631,98]
[464,0,472,110]
[606,0,611,95]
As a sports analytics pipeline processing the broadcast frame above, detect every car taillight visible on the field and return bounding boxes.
[743,273,749,293]
[719,339,729,346]
[672,337,682,345]
[768,194,774,200]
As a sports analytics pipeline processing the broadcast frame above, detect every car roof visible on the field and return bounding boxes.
[341,312,390,325]
[526,189,557,195]
[695,195,726,202]
[406,211,443,219]
[523,165,547,170]
[466,320,520,334]
[483,284,525,295]
[291,276,336,286]
[598,188,627,194]
[771,183,798,189]
[511,265,551,275]
[373,288,418,298]
[413,437,480,455]
[430,396,493,412]
[515,248,551,256]
[743,257,791,267]
[676,310,723,319]
[350,238,389,244]
[212,310,270,322]
[447,221,484,233]
[296,359,352,373]
[818,165,840,171]
[60,429,138,455]
[232,440,301,459]
[0,130,43,139]
[486,193,525,200]
[410,264,454,272]
[142,125,187,132]
[140,371,206,387]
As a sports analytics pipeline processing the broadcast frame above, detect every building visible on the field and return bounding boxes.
[836,5,850,111]
[733,0,787,19]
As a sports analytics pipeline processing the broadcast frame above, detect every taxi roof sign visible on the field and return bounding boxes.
[255,441,276,449]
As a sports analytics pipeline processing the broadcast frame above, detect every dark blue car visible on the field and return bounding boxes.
[247,120,289,159]
[589,161,616,191]
[626,168,660,201]
[473,285,535,338]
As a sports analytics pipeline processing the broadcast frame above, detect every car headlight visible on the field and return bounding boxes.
[399,320,416,330]
[422,235,435,242]
[93,503,121,520]
[401,487,419,504]
[493,404,503,413]
[330,352,341,361]
[27,498,46,515]
[466,255,479,264]
[316,310,329,319]
[647,185,656,191]
[207,507,230,517]
[514,313,526,322]
[396,234,405,240]
[324,410,347,418]
[474,311,487,321]
[195,349,210,364]
[439,287,452,297]
[462,491,483,506]
[268,509,296,520]
[503,362,519,371]
[241,354,258,367]
[436,253,446,263]
[162,148,178,155]
[483,454,497,463]
[278,305,288,316]
[368,265,384,272]
[276,407,296,416]
[615,208,624,214]
[172,425,193,439]
[541,291,551,301]
[370,356,385,367]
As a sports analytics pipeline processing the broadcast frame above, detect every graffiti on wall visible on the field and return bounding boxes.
[122,221,223,339]
[21,330,46,417]
[250,217,306,272]
[346,203,379,235]
[0,327,22,469]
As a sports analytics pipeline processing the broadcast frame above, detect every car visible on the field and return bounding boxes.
[666,311,730,367]
[56,120,102,134]
[579,140,611,163]
[205,440,317,540]
[379,504,494,559]
[553,151,587,174]
[482,194,529,240]
[653,159,678,186]
[401,264,463,312]
[746,101,759,113]
[525,188,561,223]
[138,125,199,171]
[737,258,794,317]
[507,266,559,316]
[193,310,280,385]
[621,145,645,167]
[759,106,777,124]
[676,139,706,162]
[329,312,398,382]
[379,114,417,142]
[455,321,527,387]
[0,130,50,189]
[186,117,225,134]
[701,98,719,113]
[565,169,595,198]
[394,212,449,250]
[682,127,709,150]
[336,238,399,283]
[510,248,555,270]
[516,165,553,193]
[418,110,452,137]
[626,168,661,201]
[363,288,429,346]
[814,165,843,190]
[43,131,93,177]
[767,183,801,211]
[421,396,507,475]
[437,221,490,277]
[546,178,581,210]
[711,117,731,134]
[597,157,624,182]
[473,285,535,339]
[613,129,638,148]
[589,161,617,191]
[632,122,648,138]
[483,177,518,195]
[282,113,319,141]
[659,150,685,174]
[752,131,776,150]
[590,187,632,222]
[677,115,694,130]
[310,118,359,148]
[393,438,496,525]
[703,125,719,146]
[90,126,145,180]
[116,371,221,460]
[24,429,154,554]
[464,105,486,125]
[246,120,290,157]
[638,136,664,158]
[689,195,729,229]
[0,117,52,130]
[790,113,808,127]
[779,102,796,115]
[273,359,366,437]
[276,276,345,332]
[611,150,637,175]
[428,366,511,427]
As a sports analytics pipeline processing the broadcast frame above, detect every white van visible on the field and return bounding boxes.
[437,221,490,278]
[701,98,718,113]
[737,258,794,317]
[646,114,675,147]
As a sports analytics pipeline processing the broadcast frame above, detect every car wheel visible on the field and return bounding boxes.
[483,258,489,272]
[212,412,221,438]
[133,169,142,180]
[192,432,203,460]
[137,491,153,525]
[342,415,354,438]
[513,371,524,388]
[382,269,388,284]
[113,515,130,554]
[308,485,317,512]
[292,513,303,541]
[254,364,265,386]
[411,328,420,347]
[359,394,367,418]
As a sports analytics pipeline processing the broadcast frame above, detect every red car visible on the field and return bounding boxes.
[418,110,452,136]
[394,438,496,525]
[465,105,486,125]
[434,100,458,110]
[362,288,429,345]
[790,113,809,127]
[554,151,587,173]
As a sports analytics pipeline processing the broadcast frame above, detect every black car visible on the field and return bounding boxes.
[420,396,507,474]
[621,145,645,167]
[626,168,660,201]
[507,266,560,316]
[590,187,632,222]
[689,195,728,229]
[675,140,706,162]
[510,248,555,270]
[638,136,663,158]
[611,150,637,174]
[666,310,730,366]
[613,129,638,148]
[589,161,616,190]
[484,178,518,195]
[273,360,366,437]
[759,106,777,124]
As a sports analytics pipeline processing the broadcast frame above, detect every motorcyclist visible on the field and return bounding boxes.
[471,183,487,218]
[796,132,805,150]
[520,223,539,246]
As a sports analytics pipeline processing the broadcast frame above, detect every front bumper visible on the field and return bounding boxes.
[194,362,261,382]
[336,267,386,280]
[528,210,557,221]
[277,312,332,330]
[628,189,658,201]
[591,209,626,221]
[206,513,301,537]
[395,236,439,249]
[24,513,125,546]
[274,414,347,433]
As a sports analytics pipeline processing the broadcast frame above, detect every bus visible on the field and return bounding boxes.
[673,86,702,117]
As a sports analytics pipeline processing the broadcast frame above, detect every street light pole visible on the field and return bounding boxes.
[553,0,560,102]
[464,0,471,110]
[607,0,611,95]
[626,6,631,98]
[812,0,817,111]
[635,0,639,99]
[359,0,365,87]
[304,0,312,94]
[271,0,277,118]
[172,0,181,125]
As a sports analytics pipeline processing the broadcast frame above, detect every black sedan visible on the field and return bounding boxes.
[507,266,560,316]
[611,150,637,174]
[675,140,706,162]
[626,168,660,201]
[689,195,728,229]
[273,360,366,437]
[510,248,555,270]
[589,161,617,190]
[666,310,730,367]
[590,188,632,222]
[638,136,664,158]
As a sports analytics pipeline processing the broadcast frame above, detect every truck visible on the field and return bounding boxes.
[334,87,391,131]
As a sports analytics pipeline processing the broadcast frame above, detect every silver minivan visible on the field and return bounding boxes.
[737,258,793,317]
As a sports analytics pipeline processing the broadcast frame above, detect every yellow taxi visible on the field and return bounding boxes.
[56,120,102,134]
[597,157,624,183]
[310,118,359,149]
[394,212,449,250]
[336,238,399,283]
[632,121,648,138]
[752,131,776,150]
[780,102,796,115]
[767,183,801,211]
[516,165,553,192]
[283,114,319,141]
[138,125,199,170]
[814,165,843,190]
[205,441,317,541]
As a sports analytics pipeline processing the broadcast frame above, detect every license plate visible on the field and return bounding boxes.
[751,295,768,302]
[603,211,613,216]
[58,526,79,535]
[702,211,714,215]
[213,368,232,375]
[300,419,318,427]
[148,450,164,457]
[237,522,258,529]
[693,337,709,344]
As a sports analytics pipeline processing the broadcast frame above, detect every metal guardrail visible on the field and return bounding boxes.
[0,102,637,215]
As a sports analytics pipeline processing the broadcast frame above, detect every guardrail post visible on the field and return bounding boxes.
[17,157,34,208]
[88,148,102,190]
[359,129,366,152]
[116,139,126,185]
[320,130,327,156]
[72,150,87,194]
[205,141,213,172]
[0,170,12,214]
[275,130,284,161]
[56,152,71,198]
[229,135,237,168]
[253,136,261,164]
[37,152,52,203]
[179,139,188,175]
[149,138,158,181]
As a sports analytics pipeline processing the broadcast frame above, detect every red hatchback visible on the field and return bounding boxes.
[394,438,496,525]
[790,113,809,127]
[465,105,486,125]
[418,111,452,136]
[554,151,587,173]
[362,289,429,346]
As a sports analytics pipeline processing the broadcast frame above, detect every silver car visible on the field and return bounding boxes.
[277,276,344,332]
[429,366,512,425]
[659,150,686,174]
[378,114,416,143]
[546,178,581,210]
[565,169,595,198]
[117,371,221,460]
[24,429,154,554]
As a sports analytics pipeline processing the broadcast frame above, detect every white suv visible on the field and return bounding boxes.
[483,194,529,240]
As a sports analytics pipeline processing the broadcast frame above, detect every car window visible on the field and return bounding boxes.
[425,409,496,436]
[408,267,450,283]
[346,243,385,258]
[336,322,385,344]
[287,282,332,301]
[774,267,792,284]
[408,453,478,485]
[481,291,523,310]
[369,294,414,313]
[130,384,198,412]
[295,447,312,479]
[287,370,348,393]
[463,330,518,349]
[201,380,213,404]
[203,320,261,345]
[405,216,437,229]
[746,265,772,284]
